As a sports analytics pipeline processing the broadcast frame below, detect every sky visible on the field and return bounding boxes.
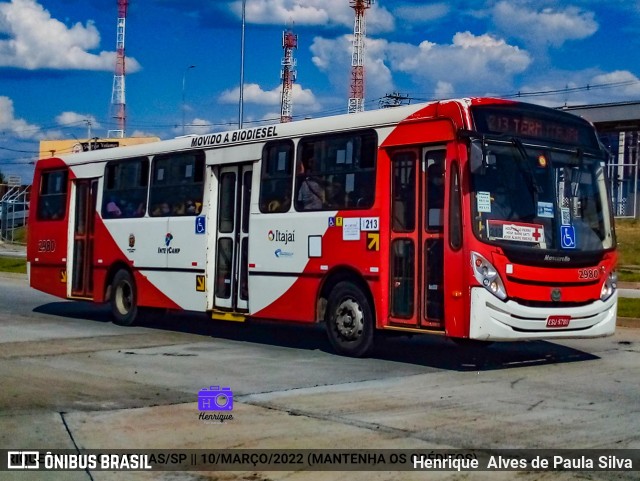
[1,0,640,183]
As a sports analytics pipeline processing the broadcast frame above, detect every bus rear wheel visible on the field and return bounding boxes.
[111,269,138,326]
[325,281,374,357]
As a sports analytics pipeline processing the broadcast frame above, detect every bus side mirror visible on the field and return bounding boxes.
[469,140,497,175]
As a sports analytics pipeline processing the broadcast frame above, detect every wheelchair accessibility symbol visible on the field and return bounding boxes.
[561,225,576,249]
[195,216,206,234]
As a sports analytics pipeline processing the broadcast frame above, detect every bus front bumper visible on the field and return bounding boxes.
[469,287,617,341]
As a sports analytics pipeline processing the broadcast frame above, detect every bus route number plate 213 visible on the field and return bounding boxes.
[546,315,571,328]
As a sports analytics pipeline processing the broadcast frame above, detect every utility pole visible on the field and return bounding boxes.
[379,92,411,109]
[239,0,246,129]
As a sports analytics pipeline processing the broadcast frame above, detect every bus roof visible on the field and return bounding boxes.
[37,97,594,168]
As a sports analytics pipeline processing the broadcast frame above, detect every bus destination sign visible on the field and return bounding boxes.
[471,105,598,148]
[484,114,579,144]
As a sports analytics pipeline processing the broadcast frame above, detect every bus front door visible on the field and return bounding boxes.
[70,178,98,299]
[213,164,252,312]
[389,147,445,330]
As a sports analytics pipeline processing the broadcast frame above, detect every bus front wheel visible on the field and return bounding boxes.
[110,269,138,326]
[325,281,374,357]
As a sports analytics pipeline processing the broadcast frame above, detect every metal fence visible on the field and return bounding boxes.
[0,184,30,243]
[608,160,638,219]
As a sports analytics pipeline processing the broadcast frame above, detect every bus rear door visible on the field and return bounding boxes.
[69,178,98,299]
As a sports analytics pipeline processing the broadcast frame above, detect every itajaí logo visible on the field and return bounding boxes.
[267,229,295,245]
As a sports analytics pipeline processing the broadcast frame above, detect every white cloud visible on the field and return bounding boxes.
[311,31,530,101]
[512,69,640,107]
[392,32,531,93]
[311,35,394,104]
[229,0,394,33]
[493,1,598,48]
[434,81,455,99]
[0,0,141,71]
[185,118,215,136]
[129,130,160,139]
[55,112,101,130]
[0,96,41,139]
[591,70,640,96]
[218,83,320,109]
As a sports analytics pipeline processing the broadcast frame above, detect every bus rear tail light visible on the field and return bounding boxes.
[471,252,507,300]
[600,270,617,301]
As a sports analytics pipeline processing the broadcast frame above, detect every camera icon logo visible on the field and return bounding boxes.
[198,386,233,411]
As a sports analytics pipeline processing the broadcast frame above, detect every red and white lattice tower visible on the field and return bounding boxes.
[280,26,298,123]
[108,0,128,138]
[348,0,373,114]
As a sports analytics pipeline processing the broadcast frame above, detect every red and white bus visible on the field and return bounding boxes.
[27,98,617,356]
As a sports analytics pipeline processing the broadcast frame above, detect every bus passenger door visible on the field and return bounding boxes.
[213,164,252,312]
[70,178,98,299]
[389,147,445,329]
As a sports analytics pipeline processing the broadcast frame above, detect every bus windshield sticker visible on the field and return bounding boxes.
[537,201,554,218]
[487,220,545,244]
[560,225,577,249]
[342,217,361,241]
[477,191,491,212]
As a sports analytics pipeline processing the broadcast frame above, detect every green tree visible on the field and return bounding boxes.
[0,168,5,184]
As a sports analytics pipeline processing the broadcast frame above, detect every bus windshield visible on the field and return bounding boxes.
[470,139,615,253]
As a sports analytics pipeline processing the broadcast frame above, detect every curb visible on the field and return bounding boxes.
[617,317,640,329]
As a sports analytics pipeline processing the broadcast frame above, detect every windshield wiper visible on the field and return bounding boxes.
[512,138,542,196]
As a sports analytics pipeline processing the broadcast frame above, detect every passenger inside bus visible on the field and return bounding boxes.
[297,156,325,210]
[151,202,171,216]
[105,197,122,218]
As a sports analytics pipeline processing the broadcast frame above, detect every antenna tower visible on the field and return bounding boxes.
[108,0,128,138]
[280,25,298,123]
[348,0,373,114]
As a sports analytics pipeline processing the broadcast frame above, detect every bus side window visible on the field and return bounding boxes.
[295,129,377,211]
[426,150,445,232]
[102,157,149,219]
[259,140,294,213]
[37,169,68,221]
[150,151,205,217]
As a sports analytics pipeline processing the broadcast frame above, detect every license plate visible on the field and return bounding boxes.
[546,315,571,328]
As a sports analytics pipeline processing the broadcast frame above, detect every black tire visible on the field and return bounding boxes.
[325,281,374,357]
[110,269,138,326]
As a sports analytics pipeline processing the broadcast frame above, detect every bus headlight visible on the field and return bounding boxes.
[600,270,617,301]
[471,252,507,300]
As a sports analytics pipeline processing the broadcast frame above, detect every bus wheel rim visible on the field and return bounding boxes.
[335,298,363,340]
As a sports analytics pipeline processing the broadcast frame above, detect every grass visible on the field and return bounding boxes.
[0,256,26,274]
[614,219,640,281]
[617,298,640,317]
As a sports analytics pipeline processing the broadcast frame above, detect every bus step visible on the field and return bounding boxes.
[209,310,246,322]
